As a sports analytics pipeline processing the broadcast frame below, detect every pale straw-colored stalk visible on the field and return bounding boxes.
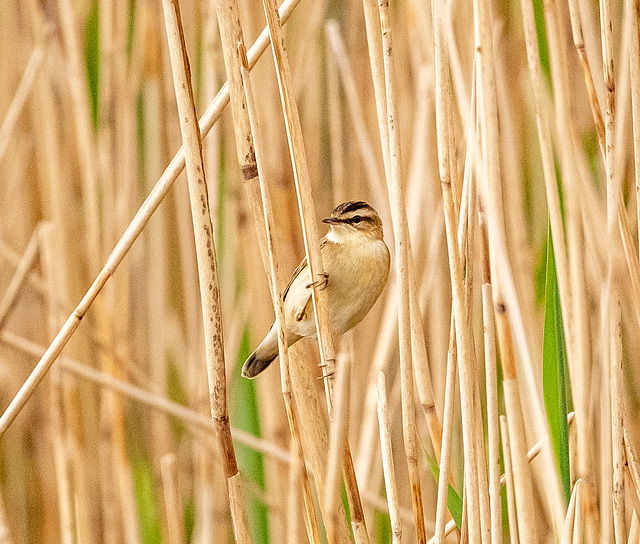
[261,0,369,539]
[239,47,323,544]
[561,481,581,544]
[161,454,186,544]
[56,0,101,271]
[600,0,626,539]
[324,352,351,544]
[378,1,427,541]
[432,1,483,542]
[40,223,74,544]
[377,372,402,544]
[499,416,520,544]
[479,208,500,544]
[161,0,250,540]
[0,41,47,166]
[432,329,457,544]
[0,227,41,331]
[573,480,584,544]
[0,0,303,437]
[212,0,269,273]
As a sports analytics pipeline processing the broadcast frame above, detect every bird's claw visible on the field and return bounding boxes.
[317,357,336,368]
[317,370,335,380]
[306,273,329,291]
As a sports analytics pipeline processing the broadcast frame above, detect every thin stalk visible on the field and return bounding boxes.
[0,0,303,436]
[377,372,402,544]
[561,481,581,544]
[0,226,41,331]
[600,0,625,539]
[432,0,482,542]
[239,48,323,544]
[433,329,458,544]
[161,454,186,544]
[0,41,47,165]
[499,416,520,544]
[261,0,368,539]
[161,0,250,540]
[479,208,501,544]
[378,1,426,541]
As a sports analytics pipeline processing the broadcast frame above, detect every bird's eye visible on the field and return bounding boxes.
[352,215,361,224]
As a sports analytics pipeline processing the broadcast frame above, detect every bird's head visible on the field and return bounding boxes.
[322,201,384,242]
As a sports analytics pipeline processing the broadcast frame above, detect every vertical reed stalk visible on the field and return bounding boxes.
[433,329,458,544]
[261,0,369,540]
[0,0,303,437]
[600,0,625,539]
[432,1,482,542]
[377,372,402,544]
[239,49,323,544]
[378,1,426,541]
[161,454,186,544]
[499,416,520,544]
[40,223,74,544]
[161,0,250,540]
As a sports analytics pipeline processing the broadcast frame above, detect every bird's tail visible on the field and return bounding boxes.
[241,331,280,379]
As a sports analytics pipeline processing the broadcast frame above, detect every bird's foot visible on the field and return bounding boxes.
[306,272,329,291]
[317,357,336,368]
[317,370,335,380]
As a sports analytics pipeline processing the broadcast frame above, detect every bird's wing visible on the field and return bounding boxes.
[283,237,329,323]
[283,237,328,301]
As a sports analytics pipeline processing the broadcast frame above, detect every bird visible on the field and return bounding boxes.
[242,200,390,379]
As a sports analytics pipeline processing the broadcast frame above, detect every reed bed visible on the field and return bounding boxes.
[1,0,640,542]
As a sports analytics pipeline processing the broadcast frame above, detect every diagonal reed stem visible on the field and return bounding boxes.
[161,0,249,540]
[0,0,302,437]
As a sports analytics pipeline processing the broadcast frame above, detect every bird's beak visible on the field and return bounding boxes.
[322,217,341,224]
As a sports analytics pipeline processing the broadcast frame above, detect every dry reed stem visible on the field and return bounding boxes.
[57,0,101,271]
[532,0,594,527]
[0,339,287,463]
[479,209,501,544]
[566,0,606,158]
[0,0,302,436]
[325,353,351,544]
[262,0,369,539]
[378,1,426,541]
[433,332,458,544]
[0,226,40,330]
[573,480,584,544]
[499,416,520,544]
[377,372,402,544]
[40,224,74,544]
[361,0,390,181]
[503,374,537,544]
[161,0,249,540]
[562,480,581,544]
[239,51,322,544]
[629,513,639,544]
[212,0,269,274]
[631,0,640,265]
[624,428,640,511]
[600,0,626,539]
[324,22,387,206]
[161,454,186,544]
[326,33,345,204]
[0,41,47,165]
[261,0,336,386]
[610,293,626,543]
[432,1,482,542]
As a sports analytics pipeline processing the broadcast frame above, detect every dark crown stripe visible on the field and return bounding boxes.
[334,201,370,215]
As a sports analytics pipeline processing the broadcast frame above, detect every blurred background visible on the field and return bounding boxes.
[0,0,639,542]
